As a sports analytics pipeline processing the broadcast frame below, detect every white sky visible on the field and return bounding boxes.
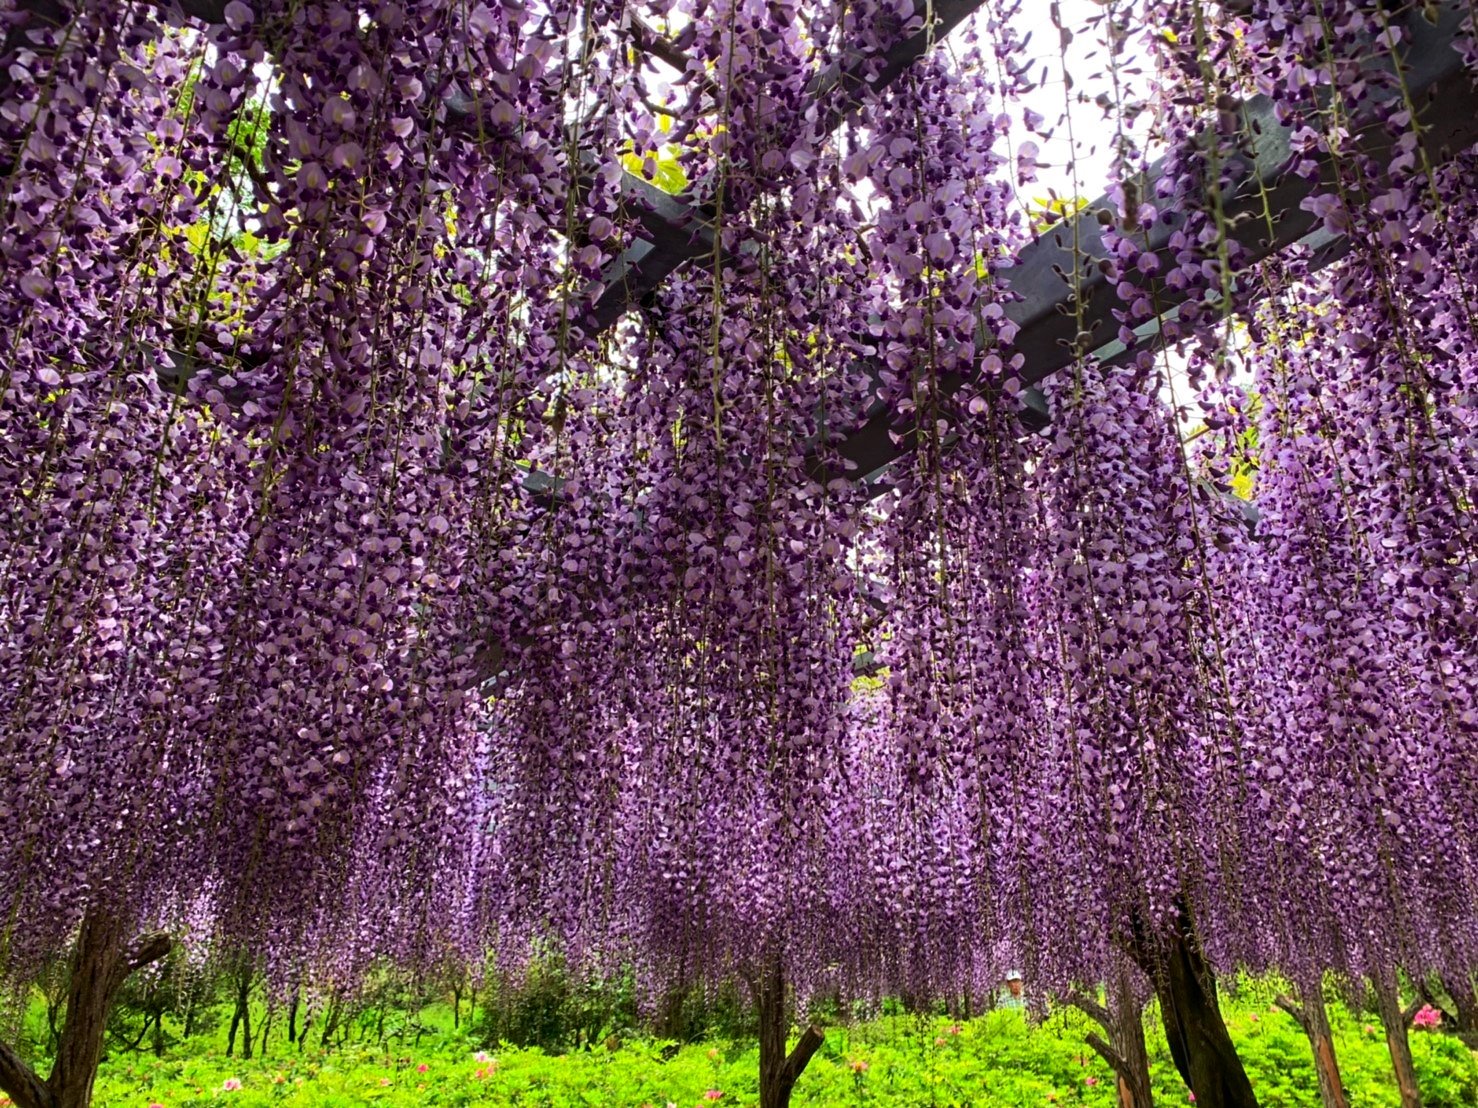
[1006,0,1153,208]
[1005,1,1217,427]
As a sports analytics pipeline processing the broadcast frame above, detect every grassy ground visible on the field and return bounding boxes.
[60,993,1478,1107]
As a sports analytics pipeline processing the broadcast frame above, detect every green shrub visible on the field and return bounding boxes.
[80,991,1478,1107]
[1413,1030,1478,1108]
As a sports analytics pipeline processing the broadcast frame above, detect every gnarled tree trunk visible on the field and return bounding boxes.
[1276,984,1348,1108]
[1373,968,1422,1108]
[1127,905,1258,1108]
[749,960,824,1108]
[1073,963,1154,1108]
[1441,974,1478,1045]
[0,910,171,1108]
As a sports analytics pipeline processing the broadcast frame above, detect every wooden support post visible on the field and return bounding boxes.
[0,911,171,1108]
[750,960,825,1108]
[1275,985,1349,1108]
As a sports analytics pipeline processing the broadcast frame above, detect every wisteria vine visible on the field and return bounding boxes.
[0,0,1474,1035]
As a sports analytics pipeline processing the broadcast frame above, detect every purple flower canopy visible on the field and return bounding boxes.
[0,0,1474,1004]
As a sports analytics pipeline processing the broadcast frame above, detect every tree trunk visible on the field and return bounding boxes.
[1374,968,1422,1108]
[655,986,688,1041]
[151,1010,166,1059]
[1127,907,1258,1108]
[1438,974,1478,1048]
[44,984,64,1057]
[1276,986,1348,1108]
[226,966,254,1060]
[1072,964,1154,1108]
[239,971,253,1061]
[1108,966,1154,1108]
[320,996,342,1048]
[258,1008,273,1057]
[287,990,299,1045]
[0,911,171,1108]
[751,960,824,1108]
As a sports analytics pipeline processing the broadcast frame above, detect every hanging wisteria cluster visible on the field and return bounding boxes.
[0,0,1475,1029]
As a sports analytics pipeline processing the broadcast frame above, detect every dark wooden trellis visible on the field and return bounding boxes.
[827,0,1478,487]
[583,0,988,330]
[538,1,1478,495]
[26,0,1474,492]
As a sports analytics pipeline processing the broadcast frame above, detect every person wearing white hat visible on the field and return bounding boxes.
[999,970,1024,1010]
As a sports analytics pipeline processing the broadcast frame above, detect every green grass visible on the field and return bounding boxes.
[62,995,1478,1107]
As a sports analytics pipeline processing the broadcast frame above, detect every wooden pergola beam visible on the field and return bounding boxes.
[826,0,1478,487]
[584,0,992,330]
[530,0,1478,506]
[26,1,1475,509]
[39,0,986,395]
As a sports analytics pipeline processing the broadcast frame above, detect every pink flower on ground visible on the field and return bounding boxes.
[149,1104,165,1108]
[416,1063,429,1073]
[707,1048,721,1061]
[1413,1005,1443,1030]
[221,1078,242,1091]
[1249,1015,1259,1023]
[1189,1094,1197,1103]
[1084,1076,1099,1087]
[849,1059,869,1074]
[703,1091,724,1101]
[947,1024,962,1037]
[380,1078,392,1087]
[473,1051,490,1063]
[934,1036,946,1046]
